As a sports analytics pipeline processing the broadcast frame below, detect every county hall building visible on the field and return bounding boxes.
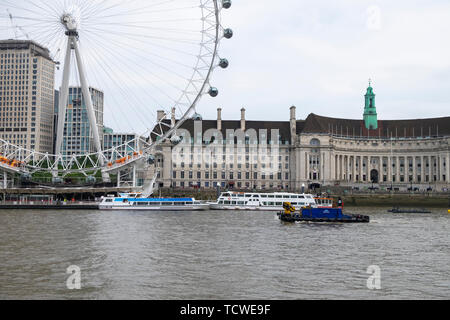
[152,84,450,191]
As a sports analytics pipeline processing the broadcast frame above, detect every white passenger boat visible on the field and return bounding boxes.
[99,193,209,211]
[209,191,318,211]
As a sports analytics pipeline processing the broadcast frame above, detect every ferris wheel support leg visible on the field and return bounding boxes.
[132,165,137,188]
[3,171,7,189]
[54,36,73,176]
[72,40,110,183]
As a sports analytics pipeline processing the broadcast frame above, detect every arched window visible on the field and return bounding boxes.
[310,138,320,146]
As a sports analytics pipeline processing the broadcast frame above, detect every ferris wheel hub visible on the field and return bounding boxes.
[61,13,78,32]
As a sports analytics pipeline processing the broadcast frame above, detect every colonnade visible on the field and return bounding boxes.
[332,154,449,183]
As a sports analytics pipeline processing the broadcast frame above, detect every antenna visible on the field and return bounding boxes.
[6,9,18,39]
[6,10,29,40]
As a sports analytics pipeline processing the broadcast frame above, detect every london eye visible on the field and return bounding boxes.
[0,0,232,186]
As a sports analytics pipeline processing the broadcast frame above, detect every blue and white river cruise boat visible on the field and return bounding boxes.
[99,193,209,211]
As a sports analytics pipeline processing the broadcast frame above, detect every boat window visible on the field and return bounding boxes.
[237,194,245,197]
[238,201,245,205]
[137,202,148,206]
[292,202,297,205]
[178,202,185,205]
[150,202,160,206]
[298,195,305,199]
[162,202,173,206]
[219,201,224,204]
[231,201,237,205]
[223,193,231,197]
[269,202,274,206]
[224,201,230,205]
[105,199,113,203]
[276,202,282,206]
[268,195,275,198]
[262,202,267,205]
[253,195,259,198]
[283,195,290,199]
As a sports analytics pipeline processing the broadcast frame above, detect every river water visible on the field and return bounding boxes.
[0,207,448,300]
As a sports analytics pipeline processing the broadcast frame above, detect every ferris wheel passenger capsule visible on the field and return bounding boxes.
[170,136,182,145]
[223,28,233,39]
[52,177,63,184]
[222,0,232,9]
[86,175,97,184]
[147,155,156,165]
[209,87,219,97]
[219,58,229,69]
[20,173,32,182]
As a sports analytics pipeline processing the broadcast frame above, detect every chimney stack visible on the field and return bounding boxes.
[157,110,166,122]
[241,107,246,131]
[290,105,296,121]
[290,106,297,145]
[217,108,222,131]
[171,107,176,126]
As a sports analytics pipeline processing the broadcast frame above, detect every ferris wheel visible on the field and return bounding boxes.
[0,0,232,185]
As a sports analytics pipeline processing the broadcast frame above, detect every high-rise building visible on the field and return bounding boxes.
[0,40,55,153]
[59,86,104,156]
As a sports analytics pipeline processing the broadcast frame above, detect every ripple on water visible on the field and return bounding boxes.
[0,207,448,299]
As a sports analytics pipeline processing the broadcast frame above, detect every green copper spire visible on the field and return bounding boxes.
[363,79,378,130]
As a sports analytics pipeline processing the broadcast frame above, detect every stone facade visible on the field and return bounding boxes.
[151,86,450,191]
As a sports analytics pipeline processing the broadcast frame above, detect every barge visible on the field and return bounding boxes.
[278,203,369,223]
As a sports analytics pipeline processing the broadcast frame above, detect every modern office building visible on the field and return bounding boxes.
[103,129,138,160]
[58,86,104,156]
[150,84,450,191]
[0,40,55,153]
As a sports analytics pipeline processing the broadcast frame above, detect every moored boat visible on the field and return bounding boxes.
[209,191,317,211]
[388,207,431,213]
[99,193,209,211]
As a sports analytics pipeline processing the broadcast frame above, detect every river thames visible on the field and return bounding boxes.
[0,207,448,300]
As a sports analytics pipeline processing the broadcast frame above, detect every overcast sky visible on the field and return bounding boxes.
[200,0,450,122]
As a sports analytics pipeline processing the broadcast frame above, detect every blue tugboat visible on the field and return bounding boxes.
[278,202,369,223]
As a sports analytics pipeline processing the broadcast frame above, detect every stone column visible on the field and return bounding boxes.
[445,152,450,184]
[396,156,400,183]
[336,155,340,181]
[360,156,363,182]
[421,156,425,184]
[379,156,383,183]
[344,156,350,182]
[388,156,392,183]
[306,152,310,181]
[334,154,337,180]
